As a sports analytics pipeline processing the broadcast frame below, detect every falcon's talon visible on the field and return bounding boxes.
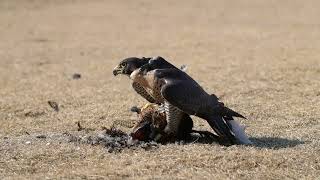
[154,134,163,142]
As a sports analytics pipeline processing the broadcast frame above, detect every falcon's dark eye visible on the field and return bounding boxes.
[120,62,126,67]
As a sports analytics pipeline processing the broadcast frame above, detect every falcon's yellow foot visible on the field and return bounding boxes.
[141,103,158,112]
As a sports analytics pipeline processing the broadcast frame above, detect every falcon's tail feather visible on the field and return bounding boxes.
[224,107,246,119]
[206,115,238,145]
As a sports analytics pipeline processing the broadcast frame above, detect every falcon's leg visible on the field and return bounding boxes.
[132,82,157,103]
[163,101,184,136]
[157,104,166,113]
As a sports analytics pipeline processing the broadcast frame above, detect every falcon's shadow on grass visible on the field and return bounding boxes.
[249,137,306,149]
[184,134,305,150]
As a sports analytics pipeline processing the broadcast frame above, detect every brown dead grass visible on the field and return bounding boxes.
[0,0,319,179]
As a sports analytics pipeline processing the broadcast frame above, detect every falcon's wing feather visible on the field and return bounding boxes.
[161,80,203,115]
[224,107,246,119]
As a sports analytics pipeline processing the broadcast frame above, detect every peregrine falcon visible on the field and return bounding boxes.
[130,61,247,145]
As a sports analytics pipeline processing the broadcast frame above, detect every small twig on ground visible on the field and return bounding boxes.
[76,121,84,131]
[48,101,59,112]
[36,135,46,139]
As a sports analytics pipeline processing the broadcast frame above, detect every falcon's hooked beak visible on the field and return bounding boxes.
[113,64,124,76]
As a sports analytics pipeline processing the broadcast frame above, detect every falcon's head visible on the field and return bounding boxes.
[113,57,151,76]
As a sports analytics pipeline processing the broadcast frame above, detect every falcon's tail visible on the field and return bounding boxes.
[206,115,238,146]
[223,107,246,119]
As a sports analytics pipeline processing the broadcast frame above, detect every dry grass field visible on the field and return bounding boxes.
[0,0,320,179]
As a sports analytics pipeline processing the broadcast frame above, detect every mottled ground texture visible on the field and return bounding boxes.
[0,0,320,179]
